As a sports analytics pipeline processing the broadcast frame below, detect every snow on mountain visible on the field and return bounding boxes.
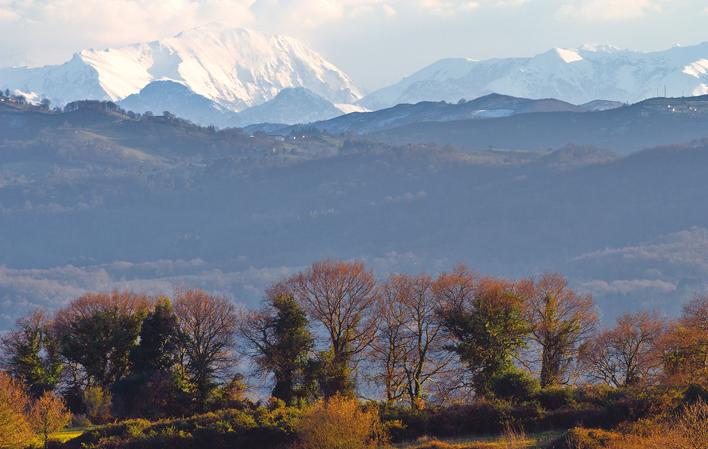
[361,42,708,109]
[0,25,362,112]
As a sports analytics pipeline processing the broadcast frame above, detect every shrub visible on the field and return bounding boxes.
[538,386,576,410]
[296,395,388,449]
[83,386,112,424]
[676,399,707,449]
[562,427,620,449]
[490,369,540,403]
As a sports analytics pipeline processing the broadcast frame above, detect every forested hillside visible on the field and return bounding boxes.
[2,97,708,332]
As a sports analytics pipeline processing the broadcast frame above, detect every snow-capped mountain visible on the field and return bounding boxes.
[361,43,708,109]
[0,25,362,112]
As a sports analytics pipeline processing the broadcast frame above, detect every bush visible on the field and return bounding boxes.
[538,386,576,410]
[60,407,298,449]
[296,395,388,449]
[83,386,112,424]
[490,370,540,403]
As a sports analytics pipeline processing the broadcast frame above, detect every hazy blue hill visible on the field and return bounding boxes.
[369,96,708,154]
[235,87,344,126]
[2,102,708,330]
[289,93,591,135]
[118,80,238,128]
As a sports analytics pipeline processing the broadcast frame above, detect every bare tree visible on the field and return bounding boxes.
[174,289,239,409]
[579,312,665,388]
[397,274,452,408]
[289,260,378,397]
[368,280,408,404]
[526,274,597,387]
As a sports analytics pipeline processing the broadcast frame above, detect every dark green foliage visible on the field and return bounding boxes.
[0,311,63,397]
[112,298,186,418]
[265,289,314,403]
[58,406,301,449]
[130,297,179,374]
[59,310,144,387]
[54,294,148,388]
[241,286,314,404]
[438,279,529,395]
[682,383,708,406]
[112,371,191,419]
[537,386,576,410]
[490,369,540,403]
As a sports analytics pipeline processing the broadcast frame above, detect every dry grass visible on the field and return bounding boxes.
[565,399,708,449]
[400,431,561,449]
[48,428,86,443]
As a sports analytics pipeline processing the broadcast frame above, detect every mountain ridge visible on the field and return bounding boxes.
[362,42,708,109]
[0,25,362,112]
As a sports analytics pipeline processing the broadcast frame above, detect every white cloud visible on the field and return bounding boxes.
[557,0,666,21]
[576,227,708,274]
[419,0,480,15]
[580,278,677,295]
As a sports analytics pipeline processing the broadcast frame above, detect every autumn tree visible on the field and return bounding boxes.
[527,274,597,387]
[240,283,314,404]
[52,291,150,387]
[369,280,408,404]
[579,312,665,388]
[373,274,451,408]
[435,266,530,395]
[289,260,378,397]
[0,371,34,449]
[31,391,72,449]
[174,289,239,409]
[661,296,708,384]
[0,311,63,397]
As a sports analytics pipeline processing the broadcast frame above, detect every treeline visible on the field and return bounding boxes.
[0,260,706,426]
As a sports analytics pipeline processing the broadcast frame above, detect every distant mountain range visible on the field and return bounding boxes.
[363,95,708,154]
[2,28,708,128]
[361,43,708,109]
[118,82,348,127]
[284,93,624,135]
[0,25,361,113]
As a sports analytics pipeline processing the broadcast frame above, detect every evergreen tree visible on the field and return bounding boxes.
[0,311,63,397]
[241,283,314,404]
[130,297,180,374]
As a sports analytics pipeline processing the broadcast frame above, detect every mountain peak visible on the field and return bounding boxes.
[1,26,362,112]
[362,40,708,108]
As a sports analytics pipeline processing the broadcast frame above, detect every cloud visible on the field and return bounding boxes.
[576,227,708,274]
[557,0,666,21]
[580,278,677,295]
[418,0,480,15]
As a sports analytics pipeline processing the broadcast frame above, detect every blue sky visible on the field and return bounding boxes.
[0,0,706,91]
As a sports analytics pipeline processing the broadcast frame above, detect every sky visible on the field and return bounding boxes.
[0,0,707,91]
